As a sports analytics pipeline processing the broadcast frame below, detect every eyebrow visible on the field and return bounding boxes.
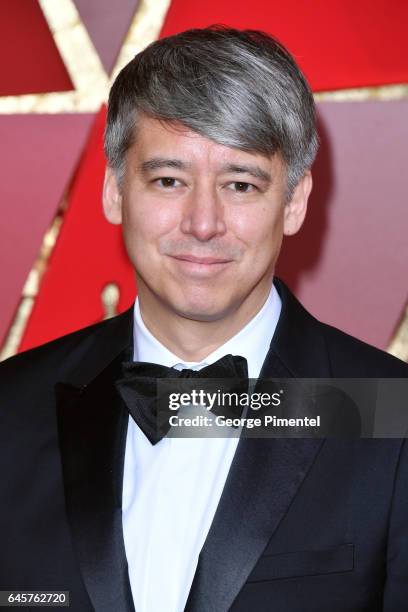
[139,157,272,184]
[140,158,191,173]
[221,163,272,184]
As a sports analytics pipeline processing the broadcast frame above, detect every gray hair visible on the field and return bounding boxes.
[105,26,318,199]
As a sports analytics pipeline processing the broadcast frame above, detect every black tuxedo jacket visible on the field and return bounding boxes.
[1,278,408,612]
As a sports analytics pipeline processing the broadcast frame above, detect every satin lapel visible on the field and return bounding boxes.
[185,392,323,611]
[186,279,330,612]
[56,348,135,612]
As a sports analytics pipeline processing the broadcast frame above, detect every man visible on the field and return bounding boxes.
[1,27,407,612]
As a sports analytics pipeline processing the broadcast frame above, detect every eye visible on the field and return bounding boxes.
[155,177,181,188]
[228,181,257,193]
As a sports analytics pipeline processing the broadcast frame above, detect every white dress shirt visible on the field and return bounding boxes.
[122,284,282,612]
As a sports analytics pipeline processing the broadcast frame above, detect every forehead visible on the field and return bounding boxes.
[126,114,283,173]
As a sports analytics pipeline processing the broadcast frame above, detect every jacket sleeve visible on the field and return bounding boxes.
[383,439,408,611]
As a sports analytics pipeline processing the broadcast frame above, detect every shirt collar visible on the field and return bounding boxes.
[133,282,281,378]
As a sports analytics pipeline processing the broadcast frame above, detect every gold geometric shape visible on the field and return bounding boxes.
[0,0,172,114]
[388,301,408,363]
[0,0,172,361]
[110,0,172,83]
[1,0,406,363]
[40,0,107,91]
[314,83,408,103]
[0,0,108,113]
[0,211,64,361]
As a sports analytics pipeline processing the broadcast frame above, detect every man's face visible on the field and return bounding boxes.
[103,115,311,323]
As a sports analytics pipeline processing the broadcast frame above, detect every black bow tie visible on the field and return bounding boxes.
[115,354,248,444]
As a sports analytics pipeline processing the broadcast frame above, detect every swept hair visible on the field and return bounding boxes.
[105,26,318,199]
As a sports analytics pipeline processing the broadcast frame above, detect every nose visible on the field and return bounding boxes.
[180,184,227,241]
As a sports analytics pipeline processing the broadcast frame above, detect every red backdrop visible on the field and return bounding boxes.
[1,0,407,355]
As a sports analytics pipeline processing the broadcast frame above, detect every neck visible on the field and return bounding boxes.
[137,282,273,362]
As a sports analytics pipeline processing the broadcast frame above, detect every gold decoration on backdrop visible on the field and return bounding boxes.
[0,0,405,114]
[314,83,408,103]
[0,212,64,361]
[0,0,407,360]
[101,283,120,320]
[110,0,172,83]
[0,0,107,113]
[0,0,170,360]
[0,0,172,113]
[388,302,408,362]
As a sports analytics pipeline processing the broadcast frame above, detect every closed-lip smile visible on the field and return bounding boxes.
[170,254,232,265]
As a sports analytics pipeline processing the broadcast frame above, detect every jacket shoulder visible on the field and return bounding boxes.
[0,308,133,395]
[320,321,408,377]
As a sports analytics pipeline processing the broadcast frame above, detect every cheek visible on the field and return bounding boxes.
[122,198,179,243]
[233,209,284,257]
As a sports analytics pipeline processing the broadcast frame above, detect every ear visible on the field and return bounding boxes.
[283,170,313,236]
[103,167,123,225]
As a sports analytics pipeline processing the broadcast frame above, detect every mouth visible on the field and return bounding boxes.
[171,254,232,265]
[167,253,233,275]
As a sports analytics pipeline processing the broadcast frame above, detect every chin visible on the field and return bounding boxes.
[179,309,226,323]
[170,294,232,323]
